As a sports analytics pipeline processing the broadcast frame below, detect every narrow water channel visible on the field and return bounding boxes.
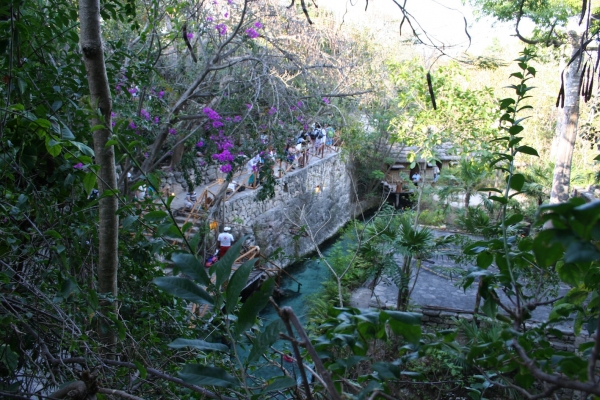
[260,234,351,324]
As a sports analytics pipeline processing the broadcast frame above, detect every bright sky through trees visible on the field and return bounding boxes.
[320,0,524,56]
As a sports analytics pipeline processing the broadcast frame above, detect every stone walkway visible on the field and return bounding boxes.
[169,148,340,211]
[350,228,571,327]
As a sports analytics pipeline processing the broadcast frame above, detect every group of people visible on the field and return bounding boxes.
[284,123,337,168]
[411,165,441,187]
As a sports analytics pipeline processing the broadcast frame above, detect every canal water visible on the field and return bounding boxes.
[251,233,352,383]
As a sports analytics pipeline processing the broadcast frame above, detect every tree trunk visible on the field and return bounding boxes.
[550,32,582,204]
[79,0,119,345]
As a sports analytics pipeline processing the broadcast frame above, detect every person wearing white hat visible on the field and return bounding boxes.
[218,227,234,257]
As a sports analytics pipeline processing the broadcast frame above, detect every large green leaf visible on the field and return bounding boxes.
[167,339,229,352]
[225,259,256,314]
[83,172,96,196]
[171,253,210,286]
[178,364,238,388]
[382,311,421,344]
[259,376,296,394]
[247,319,283,363]
[153,277,213,305]
[234,278,275,338]
[212,235,248,288]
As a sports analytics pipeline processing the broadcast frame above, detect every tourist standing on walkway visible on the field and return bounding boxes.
[218,227,234,257]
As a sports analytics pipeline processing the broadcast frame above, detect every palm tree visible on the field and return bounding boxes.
[438,158,491,209]
[393,216,435,311]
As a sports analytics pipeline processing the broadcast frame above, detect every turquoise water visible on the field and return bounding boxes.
[260,234,351,323]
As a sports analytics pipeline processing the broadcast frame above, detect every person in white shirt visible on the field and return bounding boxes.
[412,172,421,187]
[217,227,235,256]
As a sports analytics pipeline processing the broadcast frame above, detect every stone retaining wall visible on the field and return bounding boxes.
[213,153,364,267]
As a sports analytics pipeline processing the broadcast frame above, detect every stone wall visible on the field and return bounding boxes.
[220,153,357,267]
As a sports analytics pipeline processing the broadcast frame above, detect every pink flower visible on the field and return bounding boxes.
[254,21,263,29]
[245,28,259,39]
[73,162,84,169]
[216,24,227,35]
[220,164,232,173]
[196,141,204,147]
[128,87,137,95]
[186,32,194,40]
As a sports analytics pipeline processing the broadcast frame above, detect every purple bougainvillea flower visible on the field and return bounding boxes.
[203,107,221,121]
[73,162,84,169]
[128,121,136,130]
[227,0,233,4]
[224,12,229,18]
[206,16,213,22]
[196,141,204,148]
[212,120,224,128]
[128,87,137,95]
[303,123,308,131]
[254,21,263,29]
[220,164,232,173]
[186,32,194,40]
[245,103,253,109]
[216,24,227,35]
[245,28,259,39]
[233,115,242,123]
[268,107,277,115]
[144,152,149,158]
[225,117,232,122]
[168,128,177,135]
[290,105,297,111]
[322,97,330,104]
[140,109,151,120]
[153,116,159,124]
[297,100,303,108]
[158,90,165,99]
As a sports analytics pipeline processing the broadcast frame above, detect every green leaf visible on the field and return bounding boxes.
[60,125,75,140]
[489,195,507,204]
[133,360,147,379]
[504,213,523,227]
[234,278,275,337]
[516,145,539,157]
[476,251,493,269]
[509,174,525,191]
[248,320,284,363]
[70,141,95,157]
[259,376,296,394]
[144,210,168,222]
[383,311,421,344]
[481,297,497,318]
[153,277,213,305]
[178,364,238,388]
[171,253,210,286]
[83,172,97,196]
[213,236,248,288]
[45,138,62,157]
[167,339,229,352]
[91,124,106,132]
[121,215,138,229]
[226,259,256,314]
[0,344,19,372]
